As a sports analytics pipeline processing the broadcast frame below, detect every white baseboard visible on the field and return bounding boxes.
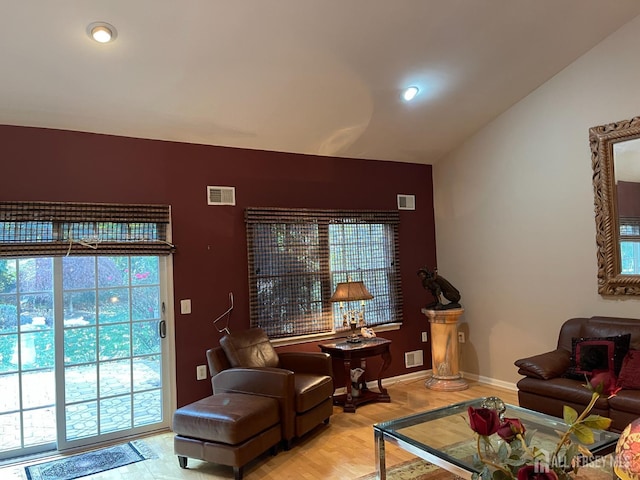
[460,371,518,392]
[333,369,517,395]
[334,370,430,395]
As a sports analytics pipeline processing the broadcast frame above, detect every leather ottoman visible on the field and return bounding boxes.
[173,393,281,480]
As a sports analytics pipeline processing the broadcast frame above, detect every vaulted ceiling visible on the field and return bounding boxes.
[2,1,640,164]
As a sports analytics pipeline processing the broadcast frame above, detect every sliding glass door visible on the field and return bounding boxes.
[0,258,55,458]
[0,255,170,458]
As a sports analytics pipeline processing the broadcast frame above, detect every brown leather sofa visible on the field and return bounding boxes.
[515,316,640,432]
[206,327,334,448]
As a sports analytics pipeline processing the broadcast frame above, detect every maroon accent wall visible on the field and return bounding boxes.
[0,125,437,406]
[618,181,640,217]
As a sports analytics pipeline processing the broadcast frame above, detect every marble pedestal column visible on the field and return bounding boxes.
[422,307,468,391]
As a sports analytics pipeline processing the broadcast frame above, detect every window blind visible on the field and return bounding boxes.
[620,217,640,241]
[0,201,174,257]
[246,207,402,339]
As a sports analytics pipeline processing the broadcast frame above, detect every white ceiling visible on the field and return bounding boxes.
[2,1,640,165]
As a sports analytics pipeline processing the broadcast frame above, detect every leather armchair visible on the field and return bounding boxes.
[206,328,334,448]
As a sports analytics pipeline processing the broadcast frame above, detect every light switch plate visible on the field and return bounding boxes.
[180,299,191,314]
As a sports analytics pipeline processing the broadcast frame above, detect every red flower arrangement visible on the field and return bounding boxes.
[468,373,616,480]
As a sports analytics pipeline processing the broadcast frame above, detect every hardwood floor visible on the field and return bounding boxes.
[0,376,518,480]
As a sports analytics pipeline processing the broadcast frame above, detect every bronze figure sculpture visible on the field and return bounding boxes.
[417,267,461,310]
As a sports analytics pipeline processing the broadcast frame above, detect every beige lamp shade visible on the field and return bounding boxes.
[329,281,373,302]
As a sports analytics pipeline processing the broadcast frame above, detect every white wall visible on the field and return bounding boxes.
[434,15,640,386]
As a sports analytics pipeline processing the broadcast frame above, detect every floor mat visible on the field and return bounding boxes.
[25,440,155,480]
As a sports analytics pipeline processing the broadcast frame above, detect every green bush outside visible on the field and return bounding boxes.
[0,255,161,373]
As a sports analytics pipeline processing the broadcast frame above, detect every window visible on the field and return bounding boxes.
[0,201,173,454]
[246,208,402,339]
[620,217,640,274]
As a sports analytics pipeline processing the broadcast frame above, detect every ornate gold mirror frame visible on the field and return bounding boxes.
[590,116,640,295]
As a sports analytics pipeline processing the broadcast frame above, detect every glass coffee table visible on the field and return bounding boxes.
[373,398,619,480]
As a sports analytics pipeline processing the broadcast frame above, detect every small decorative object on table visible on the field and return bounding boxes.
[481,396,506,421]
[468,372,616,480]
[361,327,376,338]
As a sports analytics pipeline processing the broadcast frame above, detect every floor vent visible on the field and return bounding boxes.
[397,194,415,210]
[207,186,236,206]
[404,350,424,368]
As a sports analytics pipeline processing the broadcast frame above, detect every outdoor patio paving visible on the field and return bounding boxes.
[0,361,163,454]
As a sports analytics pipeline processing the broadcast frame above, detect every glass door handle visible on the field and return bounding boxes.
[159,320,167,338]
[159,301,167,338]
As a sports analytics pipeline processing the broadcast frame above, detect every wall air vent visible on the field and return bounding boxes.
[397,194,415,210]
[404,350,424,368]
[207,186,236,206]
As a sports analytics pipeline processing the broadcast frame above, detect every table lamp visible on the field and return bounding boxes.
[329,280,373,343]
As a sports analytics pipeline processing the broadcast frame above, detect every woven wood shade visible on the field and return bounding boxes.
[620,217,640,241]
[0,201,174,257]
[246,207,402,339]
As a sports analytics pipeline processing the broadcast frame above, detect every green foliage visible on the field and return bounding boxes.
[0,255,161,378]
[572,423,594,444]
[564,443,580,469]
[563,405,578,424]
[0,260,15,293]
[492,470,511,480]
[99,324,130,360]
[582,414,612,430]
[64,327,97,364]
[0,334,17,372]
[133,321,160,356]
[0,304,17,330]
[0,329,54,371]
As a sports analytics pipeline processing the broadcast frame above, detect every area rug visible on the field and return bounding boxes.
[356,458,614,480]
[356,459,455,480]
[25,440,156,480]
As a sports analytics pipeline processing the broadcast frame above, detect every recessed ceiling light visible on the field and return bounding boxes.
[403,86,419,102]
[87,22,117,43]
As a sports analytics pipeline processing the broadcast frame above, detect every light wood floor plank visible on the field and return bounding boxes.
[0,377,517,479]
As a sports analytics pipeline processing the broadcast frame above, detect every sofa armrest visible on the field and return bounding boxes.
[514,349,571,380]
[212,367,295,398]
[212,367,296,442]
[279,352,333,377]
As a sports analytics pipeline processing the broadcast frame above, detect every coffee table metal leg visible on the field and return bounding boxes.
[374,429,386,480]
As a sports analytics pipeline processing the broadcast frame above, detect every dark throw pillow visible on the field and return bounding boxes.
[563,334,631,380]
[617,349,640,389]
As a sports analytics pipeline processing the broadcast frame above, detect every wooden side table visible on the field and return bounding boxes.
[319,337,392,413]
